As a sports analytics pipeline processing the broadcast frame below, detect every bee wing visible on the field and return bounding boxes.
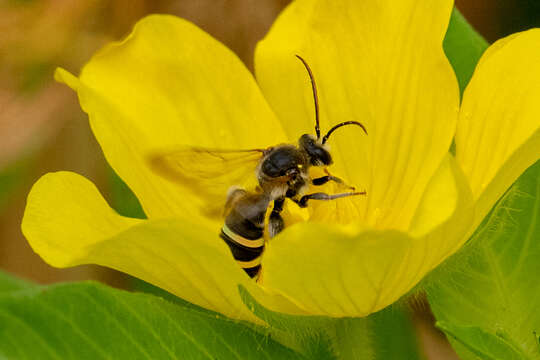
[148,146,267,218]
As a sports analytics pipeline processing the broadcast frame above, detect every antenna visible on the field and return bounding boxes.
[295,55,320,139]
[322,121,368,144]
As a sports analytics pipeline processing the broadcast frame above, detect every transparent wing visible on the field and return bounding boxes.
[148,146,267,218]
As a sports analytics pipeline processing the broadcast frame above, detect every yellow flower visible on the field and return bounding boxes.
[22,0,540,324]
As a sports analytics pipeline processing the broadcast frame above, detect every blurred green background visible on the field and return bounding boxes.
[0,1,538,359]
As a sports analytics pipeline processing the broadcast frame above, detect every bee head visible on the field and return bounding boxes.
[299,134,332,166]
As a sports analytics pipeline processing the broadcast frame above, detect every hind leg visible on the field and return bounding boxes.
[312,169,356,190]
[294,191,366,208]
[268,198,285,238]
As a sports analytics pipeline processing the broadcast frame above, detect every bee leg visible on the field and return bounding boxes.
[268,198,285,238]
[312,170,355,190]
[295,191,366,208]
[312,175,344,186]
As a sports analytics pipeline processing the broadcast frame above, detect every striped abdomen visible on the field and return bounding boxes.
[220,200,267,279]
[220,222,264,278]
[220,189,270,279]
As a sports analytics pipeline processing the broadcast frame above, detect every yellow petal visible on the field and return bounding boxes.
[56,15,286,221]
[22,171,304,322]
[264,224,411,316]
[255,0,460,230]
[456,29,540,229]
[409,155,465,237]
[407,155,475,286]
[22,171,143,265]
[262,154,473,317]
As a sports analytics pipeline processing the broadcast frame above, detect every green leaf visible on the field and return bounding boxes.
[239,286,423,360]
[239,285,338,359]
[436,322,526,360]
[0,279,305,360]
[369,307,424,360]
[443,9,489,95]
[427,161,540,360]
[106,166,145,219]
[0,271,35,293]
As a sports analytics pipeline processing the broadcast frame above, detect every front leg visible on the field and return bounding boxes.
[268,198,285,238]
[294,191,366,208]
[312,169,355,190]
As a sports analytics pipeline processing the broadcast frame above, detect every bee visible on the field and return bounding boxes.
[150,55,367,280]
